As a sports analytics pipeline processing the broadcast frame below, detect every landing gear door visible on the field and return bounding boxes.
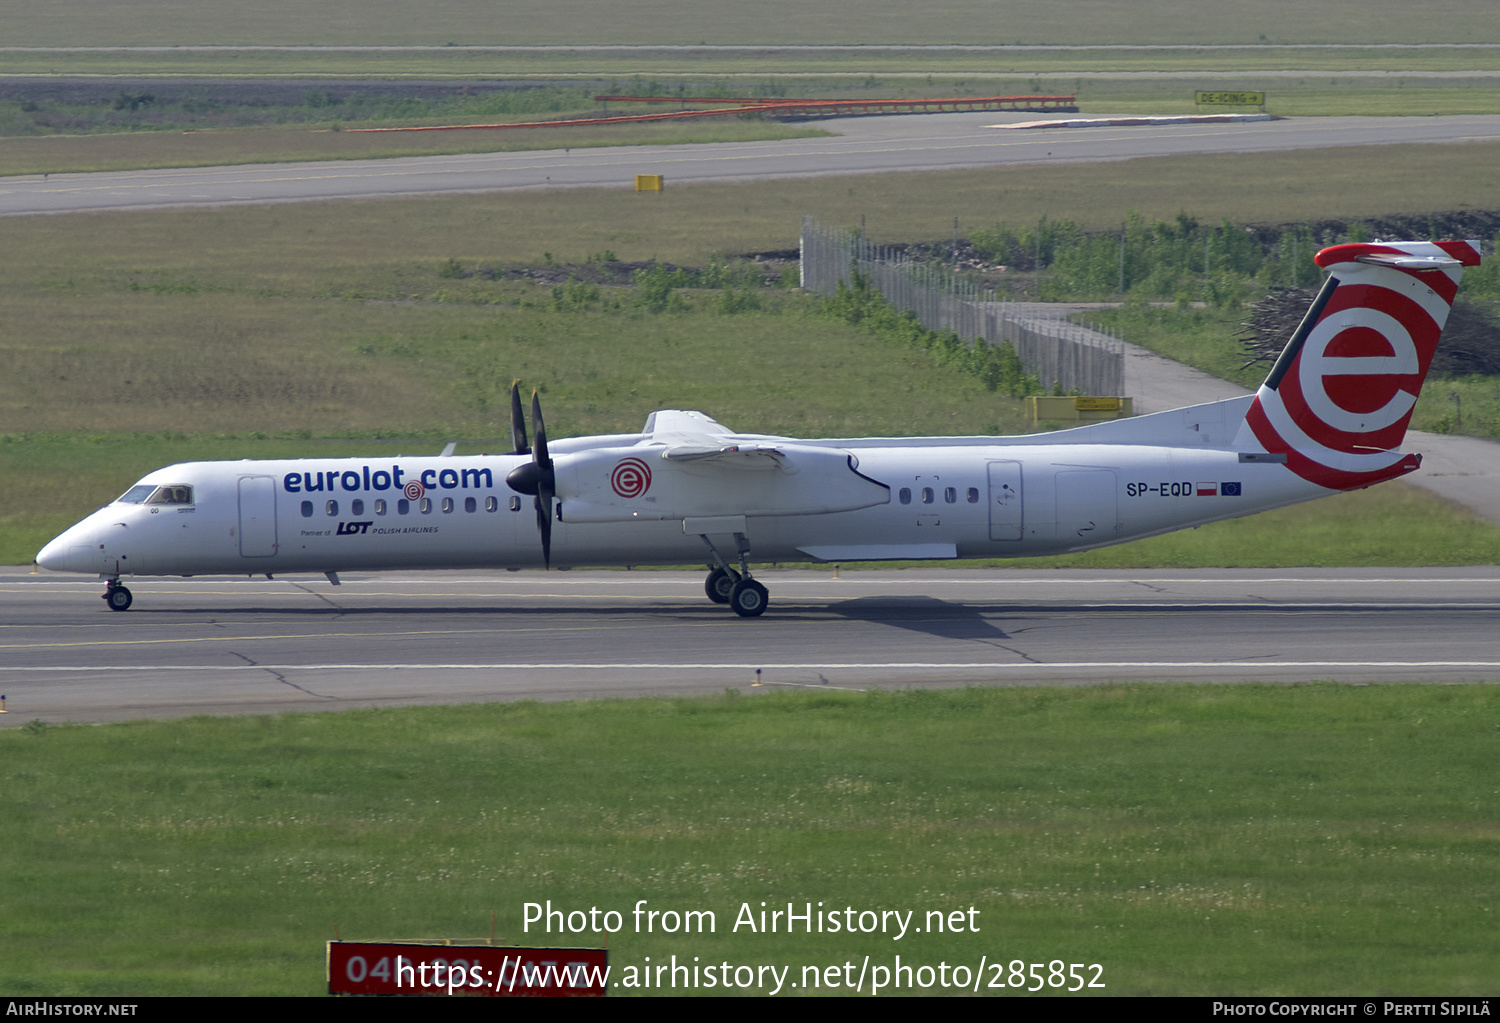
[987,460,1023,541]
[238,475,278,558]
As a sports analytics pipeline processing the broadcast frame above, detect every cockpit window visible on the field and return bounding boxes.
[117,485,156,504]
[147,485,193,505]
[119,484,193,505]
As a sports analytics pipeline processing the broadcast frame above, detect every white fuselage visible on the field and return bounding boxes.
[36,430,1327,580]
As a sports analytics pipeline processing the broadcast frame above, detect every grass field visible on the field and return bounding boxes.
[7,0,1500,46]
[2,685,1495,995]
[10,49,1500,80]
[0,120,834,177]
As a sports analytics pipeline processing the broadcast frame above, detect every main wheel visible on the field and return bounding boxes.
[705,566,741,604]
[728,578,768,618]
[105,585,133,612]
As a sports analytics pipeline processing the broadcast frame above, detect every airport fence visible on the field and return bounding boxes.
[799,216,1125,397]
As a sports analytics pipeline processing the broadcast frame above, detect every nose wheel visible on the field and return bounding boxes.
[103,580,133,612]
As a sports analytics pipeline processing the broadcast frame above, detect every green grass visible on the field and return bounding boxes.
[11,48,1500,79]
[2,685,1495,995]
[0,119,832,177]
[6,1,1500,46]
[1414,376,1500,439]
[1093,306,1265,390]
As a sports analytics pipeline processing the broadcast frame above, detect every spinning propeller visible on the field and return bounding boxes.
[504,383,555,568]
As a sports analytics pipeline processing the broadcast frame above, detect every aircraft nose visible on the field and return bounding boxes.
[36,533,74,572]
[36,525,98,574]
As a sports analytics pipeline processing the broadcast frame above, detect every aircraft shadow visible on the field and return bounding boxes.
[824,595,1016,643]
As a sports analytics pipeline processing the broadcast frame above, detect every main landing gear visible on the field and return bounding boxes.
[700,533,769,618]
[103,578,133,612]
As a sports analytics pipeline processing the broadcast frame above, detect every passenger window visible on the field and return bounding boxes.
[465,497,477,513]
[352,499,364,516]
[420,498,432,514]
[301,501,313,518]
[899,488,911,505]
[944,487,956,504]
[967,487,979,503]
[326,500,338,516]
[441,497,454,514]
[374,499,386,516]
[486,496,498,512]
[397,499,410,515]
[922,487,934,504]
[509,496,521,512]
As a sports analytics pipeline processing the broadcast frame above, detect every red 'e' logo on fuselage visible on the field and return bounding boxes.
[611,458,652,498]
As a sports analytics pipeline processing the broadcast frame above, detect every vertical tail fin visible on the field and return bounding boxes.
[1237,240,1482,490]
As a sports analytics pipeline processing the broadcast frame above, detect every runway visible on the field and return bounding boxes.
[3,568,1498,725]
[4,113,1500,216]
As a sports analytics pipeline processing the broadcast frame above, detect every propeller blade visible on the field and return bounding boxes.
[509,381,530,456]
[531,390,551,471]
[531,390,555,569]
[537,480,554,570]
[503,389,556,569]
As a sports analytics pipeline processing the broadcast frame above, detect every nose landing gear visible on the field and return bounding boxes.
[103,579,133,612]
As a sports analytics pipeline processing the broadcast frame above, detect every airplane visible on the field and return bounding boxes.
[35,239,1481,617]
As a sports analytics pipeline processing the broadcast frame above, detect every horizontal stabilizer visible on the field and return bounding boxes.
[1353,253,1461,270]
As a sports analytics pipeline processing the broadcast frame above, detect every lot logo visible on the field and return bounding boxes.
[610,458,652,499]
[337,521,373,535]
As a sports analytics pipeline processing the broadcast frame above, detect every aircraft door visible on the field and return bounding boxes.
[987,460,1023,540]
[1055,469,1118,543]
[238,475,278,558]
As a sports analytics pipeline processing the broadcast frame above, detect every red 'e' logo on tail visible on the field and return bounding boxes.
[1245,241,1479,491]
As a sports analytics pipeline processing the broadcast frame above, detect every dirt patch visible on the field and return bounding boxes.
[1241,286,1500,376]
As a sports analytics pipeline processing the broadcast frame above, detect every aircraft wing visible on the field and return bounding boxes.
[554,441,888,523]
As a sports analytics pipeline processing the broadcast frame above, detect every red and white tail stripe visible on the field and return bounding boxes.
[1240,240,1481,491]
